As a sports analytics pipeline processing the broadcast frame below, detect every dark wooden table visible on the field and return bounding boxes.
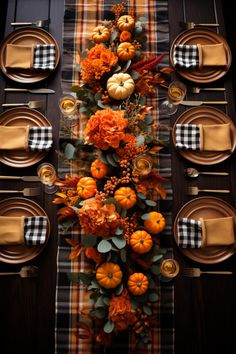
[0,1,235,354]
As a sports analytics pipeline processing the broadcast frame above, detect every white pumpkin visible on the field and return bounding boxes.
[106,73,135,100]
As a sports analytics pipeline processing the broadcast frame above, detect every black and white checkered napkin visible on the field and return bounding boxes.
[175,124,201,150]
[28,127,53,151]
[24,216,48,245]
[174,44,199,68]
[33,44,56,70]
[177,218,202,248]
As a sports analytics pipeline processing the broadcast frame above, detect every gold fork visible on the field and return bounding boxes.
[189,87,225,94]
[0,188,40,197]
[179,21,219,30]
[186,186,230,196]
[11,19,50,28]
[183,267,233,277]
[2,101,43,109]
[0,266,39,278]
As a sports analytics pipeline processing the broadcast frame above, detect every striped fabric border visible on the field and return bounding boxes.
[56,1,174,353]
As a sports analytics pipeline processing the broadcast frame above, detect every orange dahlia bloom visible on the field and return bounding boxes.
[78,198,120,236]
[84,109,128,150]
[81,44,118,84]
[109,290,136,331]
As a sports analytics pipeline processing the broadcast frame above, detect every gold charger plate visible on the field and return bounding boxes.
[170,28,231,83]
[173,197,236,264]
[0,197,50,264]
[172,106,236,165]
[0,107,51,167]
[0,27,60,83]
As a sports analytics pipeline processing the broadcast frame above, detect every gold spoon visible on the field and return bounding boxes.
[185,167,229,178]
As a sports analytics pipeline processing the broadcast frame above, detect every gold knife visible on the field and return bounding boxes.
[4,88,55,94]
[180,100,228,106]
[0,176,40,182]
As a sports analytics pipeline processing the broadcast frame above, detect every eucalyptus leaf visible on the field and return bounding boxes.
[94,92,103,101]
[112,236,126,249]
[137,192,146,200]
[79,272,93,285]
[143,304,152,315]
[120,208,127,218]
[79,106,87,113]
[97,239,112,253]
[64,143,76,160]
[141,213,151,220]
[83,235,97,248]
[103,297,110,306]
[139,96,146,105]
[122,59,131,72]
[90,308,106,319]
[120,248,127,263]
[106,154,119,167]
[100,154,108,164]
[112,153,120,162]
[145,200,157,207]
[115,283,124,296]
[136,134,145,147]
[115,227,124,236]
[66,272,80,283]
[144,114,153,125]
[95,296,106,308]
[104,320,115,334]
[113,65,122,73]
[148,293,159,302]
[97,100,109,109]
[111,29,119,41]
[151,264,161,275]
[131,299,138,310]
[130,70,140,80]
[152,254,164,263]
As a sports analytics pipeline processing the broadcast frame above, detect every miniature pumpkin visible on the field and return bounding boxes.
[120,30,132,42]
[117,15,135,31]
[130,230,153,254]
[107,73,135,100]
[117,42,136,61]
[77,177,97,199]
[127,273,149,295]
[114,187,136,209]
[96,262,122,289]
[90,159,108,179]
[91,25,110,43]
[144,211,166,234]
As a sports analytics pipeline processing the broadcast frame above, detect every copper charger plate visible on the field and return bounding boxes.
[173,197,236,264]
[172,106,236,165]
[0,197,50,264]
[0,27,60,83]
[0,107,51,167]
[170,28,231,83]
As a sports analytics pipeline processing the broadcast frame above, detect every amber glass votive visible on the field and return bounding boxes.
[160,259,180,278]
[133,153,153,176]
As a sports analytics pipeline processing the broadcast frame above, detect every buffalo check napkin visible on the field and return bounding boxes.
[0,126,53,151]
[0,216,47,245]
[33,44,56,70]
[177,216,235,248]
[175,123,232,151]
[173,44,199,68]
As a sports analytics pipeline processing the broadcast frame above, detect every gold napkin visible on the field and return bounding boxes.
[5,44,34,69]
[199,123,232,151]
[0,126,29,150]
[198,43,227,68]
[200,216,235,247]
[0,216,25,245]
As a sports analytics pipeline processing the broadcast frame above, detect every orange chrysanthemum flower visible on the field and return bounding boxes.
[81,44,118,84]
[78,198,120,237]
[84,109,128,150]
[109,290,136,331]
[116,133,146,160]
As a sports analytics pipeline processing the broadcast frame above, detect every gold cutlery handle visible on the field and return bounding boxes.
[196,23,219,26]
[202,271,232,274]
[0,190,21,193]
[0,272,19,276]
[4,88,28,92]
[200,189,230,193]
[11,22,33,26]
[200,172,229,176]
[0,176,21,180]
[2,103,26,107]
[201,88,225,91]
[204,101,228,104]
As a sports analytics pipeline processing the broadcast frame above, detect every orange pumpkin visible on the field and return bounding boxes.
[130,230,153,254]
[92,25,110,43]
[127,273,149,295]
[77,177,97,199]
[114,187,136,209]
[96,262,122,289]
[144,211,166,234]
[117,42,136,61]
[90,159,108,179]
[117,15,135,31]
[120,30,132,42]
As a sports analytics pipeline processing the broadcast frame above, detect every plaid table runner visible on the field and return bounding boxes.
[55,1,174,353]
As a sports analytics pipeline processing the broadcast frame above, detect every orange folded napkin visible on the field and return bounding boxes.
[0,216,25,245]
[200,216,235,247]
[0,126,29,150]
[199,123,232,151]
[198,43,227,68]
[5,44,34,69]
